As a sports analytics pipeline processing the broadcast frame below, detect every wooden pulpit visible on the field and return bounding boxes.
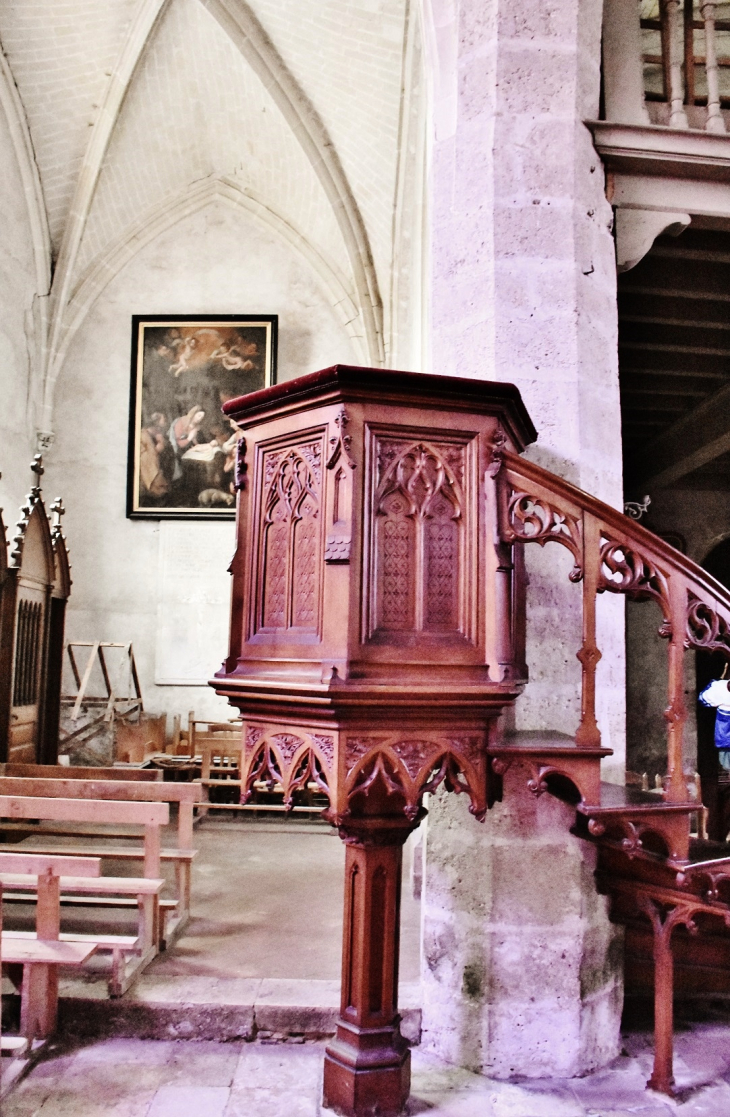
[213,365,536,1116]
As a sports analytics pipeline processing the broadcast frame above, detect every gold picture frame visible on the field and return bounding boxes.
[127,315,277,518]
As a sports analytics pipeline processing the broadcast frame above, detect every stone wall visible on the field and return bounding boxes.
[46,199,357,722]
[420,0,625,1076]
[0,93,40,516]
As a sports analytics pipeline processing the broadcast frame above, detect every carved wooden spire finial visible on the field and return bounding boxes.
[51,497,66,531]
[29,454,44,498]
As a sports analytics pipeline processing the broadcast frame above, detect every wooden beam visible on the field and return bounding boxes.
[621,315,730,331]
[620,285,730,303]
[629,380,730,486]
[620,366,726,380]
[622,386,706,397]
[620,341,730,357]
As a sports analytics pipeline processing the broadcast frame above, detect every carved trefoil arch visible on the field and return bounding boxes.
[367,434,469,640]
[254,435,325,635]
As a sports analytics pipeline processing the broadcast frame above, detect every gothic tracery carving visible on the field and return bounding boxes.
[259,441,323,632]
[372,439,465,634]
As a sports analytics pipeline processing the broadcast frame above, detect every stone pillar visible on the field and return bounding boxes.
[421,773,624,1077]
[421,0,625,1076]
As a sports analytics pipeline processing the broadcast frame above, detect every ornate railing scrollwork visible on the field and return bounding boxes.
[598,537,672,635]
[685,594,730,657]
[492,448,730,801]
[504,492,582,582]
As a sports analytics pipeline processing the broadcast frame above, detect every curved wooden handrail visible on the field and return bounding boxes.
[495,449,730,802]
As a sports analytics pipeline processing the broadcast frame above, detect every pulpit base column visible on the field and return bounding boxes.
[323,813,417,1117]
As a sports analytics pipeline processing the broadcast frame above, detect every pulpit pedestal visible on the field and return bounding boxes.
[323,812,418,1117]
[213,365,537,1115]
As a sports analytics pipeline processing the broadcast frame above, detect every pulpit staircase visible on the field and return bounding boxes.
[214,365,730,1114]
[492,447,730,1098]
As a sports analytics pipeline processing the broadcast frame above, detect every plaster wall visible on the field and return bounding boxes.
[0,102,40,517]
[420,0,625,1077]
[47,199,357,724]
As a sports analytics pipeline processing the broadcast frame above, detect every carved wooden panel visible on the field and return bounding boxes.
[254,435,325,636]
[12,598,43,707]
[368,433,469,639]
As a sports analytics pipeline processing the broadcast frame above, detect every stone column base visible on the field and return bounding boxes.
[420,771,623,1079]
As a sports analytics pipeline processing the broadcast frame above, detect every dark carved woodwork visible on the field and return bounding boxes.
[0,494,12,759]
[215,365,730,1111]
[41,501,72,764]
[215,366,536,1116]
[0,461,71,765]
[323,812,419,1117]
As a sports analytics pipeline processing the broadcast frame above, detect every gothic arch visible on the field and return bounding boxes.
[200,0,384,364]
[43,0,384,432]
[54,177,369,379]
[0,48,51,297]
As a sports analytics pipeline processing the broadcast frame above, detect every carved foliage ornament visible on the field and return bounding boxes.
[327,409,355,471]
[598,537,671,634]
[685,594,730,658]
[505,492,582,582]
[234,437,247,490]
[243,730,332,811]
[344,735,486,823]
[10,456,46,569]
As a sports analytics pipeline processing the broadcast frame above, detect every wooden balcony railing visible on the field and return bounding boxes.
[496,449,730,803]
[641,0,730,130]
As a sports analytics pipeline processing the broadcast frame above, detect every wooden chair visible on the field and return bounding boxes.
[0,776,200,944]
[0,796,167,993]
[198,725,245,806]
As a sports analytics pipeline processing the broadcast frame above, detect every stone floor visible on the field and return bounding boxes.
[5,816,730,1114]
[5,815,422,982]
[6,1026,730,1117]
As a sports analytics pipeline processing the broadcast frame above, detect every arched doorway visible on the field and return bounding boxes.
[697,536,730,840]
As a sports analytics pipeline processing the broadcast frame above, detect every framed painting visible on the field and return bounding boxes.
[127,315,277,519]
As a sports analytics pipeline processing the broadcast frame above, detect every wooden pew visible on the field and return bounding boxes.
[0,777,200,943]
[0,852,101,1044]
[0,796,167,992]
[1,763,162,782]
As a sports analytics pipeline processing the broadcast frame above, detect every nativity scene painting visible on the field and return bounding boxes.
[127,315,277,517]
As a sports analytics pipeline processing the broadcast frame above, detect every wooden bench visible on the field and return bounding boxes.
[0,852,101,1044]
[1,763,163,782]
[0,796,168,991]
[0,777,199,944]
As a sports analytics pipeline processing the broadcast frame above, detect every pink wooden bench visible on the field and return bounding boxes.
[0,777,200,945]
[0,796,168,993]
